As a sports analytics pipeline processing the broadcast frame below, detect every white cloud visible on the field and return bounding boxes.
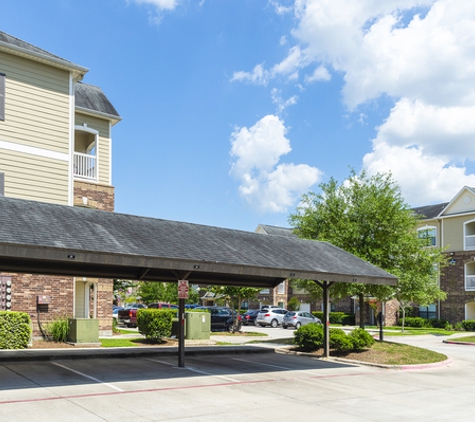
[362,142,475,205]
[230,64,270,86]
[289,0,475,205]
[132,0,178,10]
[305,65,331,83]
[271,88,299,114]
[230,115,321,212]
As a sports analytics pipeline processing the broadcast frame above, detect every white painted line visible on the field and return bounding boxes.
[145,359,239,382]
[232,358,292,370]
[52,362,124,392]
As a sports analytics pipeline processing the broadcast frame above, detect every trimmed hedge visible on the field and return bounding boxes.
[293,324,374,352]
[137,309,176,343]
[0,311,32,349]
[461,320,475,331]
[312,311,355,325]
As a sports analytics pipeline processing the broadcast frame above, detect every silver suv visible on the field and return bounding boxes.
[256,308,288,328]
[282,311,321,329]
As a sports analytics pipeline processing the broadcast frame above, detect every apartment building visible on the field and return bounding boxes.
[0,30,121,336]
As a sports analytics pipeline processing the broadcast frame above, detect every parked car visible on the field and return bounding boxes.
[242,309,260,326]
[148,302,178,309]
[282,311,322,329]
[256,308,288,328]
[260,305,281,311]
[194,306,242,331]
[112,306,124,321]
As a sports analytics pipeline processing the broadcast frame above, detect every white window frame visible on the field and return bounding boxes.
[0,73,5,121]
[465,261,475,291]
[464,220,475,251]
[418,225,437,247]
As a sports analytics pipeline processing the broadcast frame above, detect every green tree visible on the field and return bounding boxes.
[288,170,446,327]
[137,281,200,305]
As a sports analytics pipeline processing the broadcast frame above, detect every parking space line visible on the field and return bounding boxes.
[52,362,124,392]
[232,358,292,370]
[145,358,240,382]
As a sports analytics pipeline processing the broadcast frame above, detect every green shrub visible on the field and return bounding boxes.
[137,309,176,343]
[112,317,119,333]
[329,328,353,352]
[400,317,429,328]
[45,315,70,342]
[461,320,475,331]
[0,311,32,349]
[349,328,375,351]
[429,318,449,329]
[287,297,301,311]
[312,311,355,325]
[294,323,324,351]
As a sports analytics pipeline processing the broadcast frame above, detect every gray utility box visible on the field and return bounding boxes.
[172,312,210,340]
[68,318,99,343]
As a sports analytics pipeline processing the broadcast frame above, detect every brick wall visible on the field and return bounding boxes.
[6,273,74,337]
[439,251,475,324]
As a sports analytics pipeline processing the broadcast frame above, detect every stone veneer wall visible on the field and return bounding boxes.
[440,251,475,324]
[74,181,115,336]
[74,181,114,211]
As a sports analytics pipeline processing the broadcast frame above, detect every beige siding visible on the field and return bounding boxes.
[442,190,475,216]
[442,215,475,252]
[0,148,69,203]
[0,51,71,154]
[75,112,111,185]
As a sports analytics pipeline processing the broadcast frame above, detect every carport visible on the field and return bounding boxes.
[0,196,397,365]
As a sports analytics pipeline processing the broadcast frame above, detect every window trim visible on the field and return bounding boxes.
[0,73,5,121]
[464,219,475,251]
[418,225,437,247]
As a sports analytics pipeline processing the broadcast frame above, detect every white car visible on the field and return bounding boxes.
[256,308,288,328]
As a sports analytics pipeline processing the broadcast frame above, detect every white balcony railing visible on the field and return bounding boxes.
[465,275,475,291]
[74,152,96,180]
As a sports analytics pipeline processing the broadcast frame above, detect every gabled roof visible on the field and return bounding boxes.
[255,224,296,237]
[0,196,397,288]
[0,30,88,80]
[412,202,449,219]
[412,186,475,220]
[75,82,121,124]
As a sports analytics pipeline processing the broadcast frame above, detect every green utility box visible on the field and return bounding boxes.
[185,312,210,340]
[67,318,99,343]
[171,313,210,340]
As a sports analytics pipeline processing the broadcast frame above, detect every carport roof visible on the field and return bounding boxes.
[0,196,397,287]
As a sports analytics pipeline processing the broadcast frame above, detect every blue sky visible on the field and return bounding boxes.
[2,0,475,231]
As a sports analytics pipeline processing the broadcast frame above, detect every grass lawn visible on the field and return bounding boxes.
[447,335,475,343]
[371,326,459,336]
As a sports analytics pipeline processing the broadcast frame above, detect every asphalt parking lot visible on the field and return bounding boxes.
[1,333,475,422]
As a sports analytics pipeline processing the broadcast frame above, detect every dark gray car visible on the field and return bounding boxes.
[282,311,321,329]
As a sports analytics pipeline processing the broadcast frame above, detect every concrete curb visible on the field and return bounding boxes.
[276,348,453,370]
[443,340,475,346]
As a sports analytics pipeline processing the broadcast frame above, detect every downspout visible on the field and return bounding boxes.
[68,73,75,206]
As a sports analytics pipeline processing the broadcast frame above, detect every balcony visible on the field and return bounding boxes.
[74,152,96,180]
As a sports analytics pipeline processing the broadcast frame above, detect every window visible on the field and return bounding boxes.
[419,304,436,319]
[465,262,475,291]
[0,73,5,121]
[418,226,437,246]
[464,220,475,251]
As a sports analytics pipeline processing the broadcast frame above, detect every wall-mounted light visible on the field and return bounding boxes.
[289,273,295,277]
[193,265,200,269]
[67,254,75,259]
